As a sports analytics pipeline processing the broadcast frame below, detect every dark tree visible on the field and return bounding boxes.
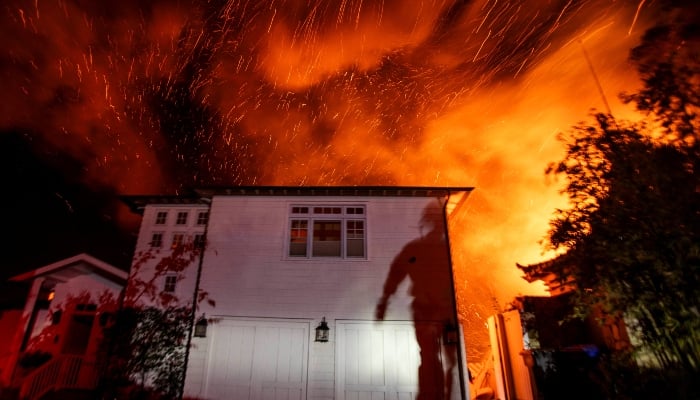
[524,5,700,397]
[545,114,700,372]
[98,241,212,400]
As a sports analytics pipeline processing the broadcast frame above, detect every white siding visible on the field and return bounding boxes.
[195,196,449,320]
[129,204,209,307]
[164,195,461,399]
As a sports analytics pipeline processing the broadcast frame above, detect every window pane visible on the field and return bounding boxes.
[197,212,209,225]
[313,221,341,257]
[151,233,163,248]
[171,233,185,248]
[164,275,177,292]
[194,234,206,248]
[155,212,167,225]
[346,220,365,257]
[176,212,188,225]
[290,220,308,256]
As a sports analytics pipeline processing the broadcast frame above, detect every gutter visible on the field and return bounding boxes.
[442,190,469,400]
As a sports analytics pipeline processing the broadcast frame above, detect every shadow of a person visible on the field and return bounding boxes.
[376,202,456,400]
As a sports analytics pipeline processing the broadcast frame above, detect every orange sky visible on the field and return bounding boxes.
[0,0,659,303]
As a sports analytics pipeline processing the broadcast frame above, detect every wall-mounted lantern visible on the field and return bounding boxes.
[194,314,208,338]
[315,317,330,342]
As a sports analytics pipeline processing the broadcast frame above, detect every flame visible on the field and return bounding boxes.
[0,0,678,369]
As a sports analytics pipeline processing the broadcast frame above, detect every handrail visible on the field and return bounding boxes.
[18,355,98,400]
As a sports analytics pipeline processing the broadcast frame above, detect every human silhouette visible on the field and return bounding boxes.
[376,202,456,399]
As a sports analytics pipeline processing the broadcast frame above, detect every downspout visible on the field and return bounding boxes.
[442,190,468,400]
[179,198,211,400]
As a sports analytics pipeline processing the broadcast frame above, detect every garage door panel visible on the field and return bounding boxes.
[344,328,359,385]
[393,328,417,387]
[260,386,302,400]
[345,391,388,400]
[338,321,438,400]
[370,330,385,386]
[205,319,308,400]
[209,383,253,400]
[211,325,256,382]
[287,328,305,383]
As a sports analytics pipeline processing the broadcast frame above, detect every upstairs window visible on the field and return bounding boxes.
[151,232,164,248]
[164,275,177,293]
[288,205,366,259]
[346,220,365,257]
[289,220,308,256]
[176,211,188,225]
[197,211,209,225]
[171,233,185,248]
[194,233,206,249]
[155,211,168,225]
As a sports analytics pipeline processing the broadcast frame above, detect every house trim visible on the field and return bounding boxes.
[121,186,474,214]
[10,253,128,285]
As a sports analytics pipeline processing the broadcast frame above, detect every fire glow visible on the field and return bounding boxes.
[2,0,655,334]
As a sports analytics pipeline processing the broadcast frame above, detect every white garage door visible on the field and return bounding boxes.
[204,318,309,400]
[336,321,444,400]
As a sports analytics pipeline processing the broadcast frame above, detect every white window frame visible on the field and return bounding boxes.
[150,232,164,248]
[163,274,177,293]
[175,211,189,225]
[287,204,366,260]
[171,232,186,248]
[193,233,206,248]
[196,211,209,225]
[155,211,168,225]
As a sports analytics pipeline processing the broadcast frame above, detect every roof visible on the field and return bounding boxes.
[122,185,474,213]
[517,257,564,282]
[10,253,128,285]
[517,253,575,295]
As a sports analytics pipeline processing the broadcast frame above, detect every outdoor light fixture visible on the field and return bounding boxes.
[315,317,330,342]
[194,314,208,338]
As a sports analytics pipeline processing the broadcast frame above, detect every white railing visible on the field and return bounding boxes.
[19,355,98,400]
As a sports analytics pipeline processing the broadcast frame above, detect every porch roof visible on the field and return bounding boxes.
[10,253,128,285]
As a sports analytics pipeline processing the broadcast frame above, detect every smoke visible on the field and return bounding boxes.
[0,1,670,301]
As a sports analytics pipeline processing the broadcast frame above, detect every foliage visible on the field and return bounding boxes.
[100,306,190,400]
[99,239,213,400]
[545,111,700,368]
[536,5,700,389]
[124,242,204,308]
[621,10,700,146]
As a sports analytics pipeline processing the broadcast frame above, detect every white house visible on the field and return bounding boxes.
[0,253,128,398]
[123,186,473,400]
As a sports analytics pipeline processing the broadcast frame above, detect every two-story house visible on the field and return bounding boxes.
[123,186,472,400]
